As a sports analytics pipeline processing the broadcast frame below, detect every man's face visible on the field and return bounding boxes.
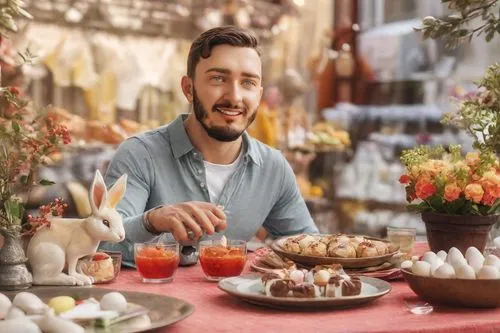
[190,44,263,142]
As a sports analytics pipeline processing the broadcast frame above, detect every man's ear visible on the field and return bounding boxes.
[181,76,193,103]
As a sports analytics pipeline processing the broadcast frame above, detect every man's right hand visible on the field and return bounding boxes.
[147,202,227,242]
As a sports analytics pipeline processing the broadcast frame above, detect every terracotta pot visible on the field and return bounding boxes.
[421,212,499,253]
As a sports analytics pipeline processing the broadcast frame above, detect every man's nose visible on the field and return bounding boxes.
[225,82,243,105]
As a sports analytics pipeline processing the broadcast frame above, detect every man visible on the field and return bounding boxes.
[102,26,318,264]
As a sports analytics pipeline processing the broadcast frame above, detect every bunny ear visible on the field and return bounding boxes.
[90,170,108,213]
[107,174,127,209]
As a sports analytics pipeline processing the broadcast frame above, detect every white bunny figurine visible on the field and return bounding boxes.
[27,170,127,286]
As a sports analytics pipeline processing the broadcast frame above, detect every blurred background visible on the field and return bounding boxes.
[5,0,500,240]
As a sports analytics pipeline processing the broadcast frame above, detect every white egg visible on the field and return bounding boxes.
[484,255,500,271]
[465,246,484,262]
[436,250,447,262]
[450,257,468,270]
[100,292,127,312]
[465,247,485,272]
[433,263,455,279]
[430,261,443,275]
[446,247,465,265]
[422,251,437,265]
[477,265,500,279]
[455,264,476,279]
[412,261,431,277]
[0,293,12,319]
[468,255,485,273]
[401,260,413,270]
[5,306,26,319]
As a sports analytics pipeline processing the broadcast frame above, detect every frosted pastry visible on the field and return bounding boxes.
[301,241,327,257]
[327,242,357,258]
[297,235,316,250]
[371,241,388,255]
[283,238,301,254]
[356,241,379,258]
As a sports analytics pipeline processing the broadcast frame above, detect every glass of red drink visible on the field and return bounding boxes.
[134,242,179,283]
[199,239,247,281]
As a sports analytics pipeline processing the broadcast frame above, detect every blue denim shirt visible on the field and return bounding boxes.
[101,114,317,263]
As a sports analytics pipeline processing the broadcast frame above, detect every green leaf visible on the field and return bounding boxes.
[406,202,431,213]
[486,30,495,42]
[39,179,56,186]
[18,8,33,20]
[487,199,500,214]
[428,195,444,211]
[11,121,20,133]
[20,175,28,184]
[4,199,22,221]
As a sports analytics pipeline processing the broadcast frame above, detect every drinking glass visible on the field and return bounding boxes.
[134,242,179,283]
[387,226,417,257]
[199,239,247,281]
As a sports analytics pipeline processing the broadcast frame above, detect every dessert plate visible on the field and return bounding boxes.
[271,234,398,268]
[218,274,391,310]
[4,287,194,332]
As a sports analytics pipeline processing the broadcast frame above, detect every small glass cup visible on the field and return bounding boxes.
[387,226,417,258]
[134,242,179,283]
[199,239,247,281]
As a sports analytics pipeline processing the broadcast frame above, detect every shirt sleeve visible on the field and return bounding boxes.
[262,155,319,237]
[99,137,158,264]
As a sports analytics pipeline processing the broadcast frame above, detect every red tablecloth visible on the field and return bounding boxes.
[96,243,500,333]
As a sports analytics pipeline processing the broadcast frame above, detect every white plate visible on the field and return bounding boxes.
[218,274,391,309]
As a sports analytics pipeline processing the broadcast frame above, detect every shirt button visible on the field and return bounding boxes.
[196,168,202,174]
[200,182,205,188]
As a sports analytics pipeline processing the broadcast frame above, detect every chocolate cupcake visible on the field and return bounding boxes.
[292,283,318,298]
[268,279,295,297]
[342,276,362,296]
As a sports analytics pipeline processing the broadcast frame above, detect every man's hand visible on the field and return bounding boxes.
[148,202,227,242]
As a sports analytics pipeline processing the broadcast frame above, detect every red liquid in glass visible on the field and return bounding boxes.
[199,246,246,277]
[135,246,179,279]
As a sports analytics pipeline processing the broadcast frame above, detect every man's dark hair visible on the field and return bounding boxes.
[187,26,260,78]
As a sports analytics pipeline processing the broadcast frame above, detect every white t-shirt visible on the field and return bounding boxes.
[203,151,243,203]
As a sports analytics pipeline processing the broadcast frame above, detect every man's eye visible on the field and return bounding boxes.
[242,80,257,87]
[211,76,225,83]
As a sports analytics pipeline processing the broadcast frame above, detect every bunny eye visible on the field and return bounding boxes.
[102,220,110,228]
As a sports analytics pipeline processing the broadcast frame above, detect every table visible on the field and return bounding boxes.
[97,243,500,333]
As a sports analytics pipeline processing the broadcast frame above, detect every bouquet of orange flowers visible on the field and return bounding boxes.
[399,145,500,216]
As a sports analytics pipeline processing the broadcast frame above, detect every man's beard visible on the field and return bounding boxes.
[192,88,257,142]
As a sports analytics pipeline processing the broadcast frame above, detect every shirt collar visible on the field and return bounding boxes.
[168,114,262,167]
[168,114,194,159]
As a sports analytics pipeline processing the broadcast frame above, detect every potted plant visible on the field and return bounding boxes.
[0,3,71,290]
[399,145,499,252]
[400,0,500,252]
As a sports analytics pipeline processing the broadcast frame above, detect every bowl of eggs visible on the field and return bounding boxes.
[401,247,500,308]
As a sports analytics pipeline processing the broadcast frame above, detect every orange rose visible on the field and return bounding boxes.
[466,152,480,166]
[415,179,437,200]
[482,191,497,206]
[464,183,484,203]
[399,174,411,184]
[479,171,500,198]
[444,183,461,202]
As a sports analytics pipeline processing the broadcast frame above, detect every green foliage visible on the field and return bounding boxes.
[416,0,500,49]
